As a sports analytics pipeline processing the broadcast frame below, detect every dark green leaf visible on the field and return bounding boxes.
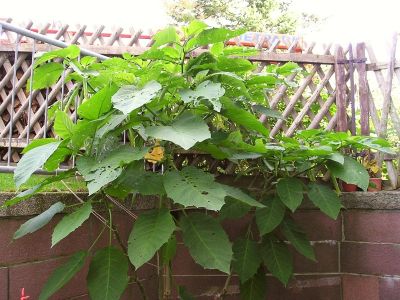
[178,286,195,300]
[180,213,232,274]
[252,105,283,119]
[161,235,177,264]
[179,80,225,111]
[39,251,87,300]
[14,202,65,239]
[281,218,316,261]
[219,197,251,220]
[52,201,92,246]
[261,235,293,285]
[163,166,227,210]
[255,197,285,235]
[87,246,129,300]
[221,185,264,208]
[327,156,369,191]
[232,238,262,283]
[307,183,342,219]
[128,208,175,269]
[239,267,266,300]
[276,178,304,212]
[78,85,118,120]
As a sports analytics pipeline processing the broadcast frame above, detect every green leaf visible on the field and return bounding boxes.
[232,238,262,283]
[221,185,264,208]
[78,85,118,120]
[327,156,369,191]
[217,56,255,72]
[22,138,58,154]
[14,202,65,239]
[52,201,92,246]
[14,141,61,187]
[195,28,246,46]
[185,20,208,36]
[178,286,195,300]
[112,80,162,114]
[277,62,301,76]
[179,80,225,112]
[31,62,64,90]
[54,111,74,139]
[281,218,316,261]
[95,114,127,139]
[180,213,232,273]
[219,197,251,220]
[153,27,179,48]
[161,235,177,264]
[44,147,72,171]
[219,131,267,154]
[255,197,285,235]
[307,183,342,219]
[328,153,345,165]
[220,97,269,136]
[261,235,293,285]
[247,75,277,86]
[239,267,266,300]
[276,178,304,212]
[128,208,175,269]
[35,45,80,66]
[39,251,87,300]
[145,112,211,150]
[252,105,283,119]
[223,46,260,57]
[163,166,227,210]
[87,246,129,300]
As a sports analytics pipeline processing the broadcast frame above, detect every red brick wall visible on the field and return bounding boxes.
[1,194,400,299]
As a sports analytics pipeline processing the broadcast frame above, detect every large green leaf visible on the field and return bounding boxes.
[32,62,64,90]
[179,80,225,111]
[281,218,316,261]
[252,105,283,119]
[78,85,118,120]
[217,56,255,72]
[220,97,269,136]
[327,156,369,191]
[14,202,65,239]
[276,177,304,212]
[219,197,251,221]
[54,111,74,139]
[22,138,58,154]
[239,267,266,300]
[180,213,232,274]
[146,112,211,150]
[35,45,80,66]
[255,197,285,235]
[163,166,227,211]
[221,185,264,208]
[112,80,162,114]
[232,238,262,283]
[87,246,129,300]
[39,251,87,300]
[128,208,175,269]
[44,147,72,171]
[161,235,177,264]
[152,26,180,47]
[261,236,293,285]
[195,28,246,46]
[52,201,92,246]
[307,183,342,219]
[14,141,61,187]
[219,131,267,154]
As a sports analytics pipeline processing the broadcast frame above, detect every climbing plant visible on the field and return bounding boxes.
[5,22,394,299]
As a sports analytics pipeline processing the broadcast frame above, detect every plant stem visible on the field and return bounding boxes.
[331,175,341,195]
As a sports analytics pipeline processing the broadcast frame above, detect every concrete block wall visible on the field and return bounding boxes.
[0,192,399,299]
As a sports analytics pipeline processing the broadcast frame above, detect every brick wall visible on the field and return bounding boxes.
[0,192,400,299]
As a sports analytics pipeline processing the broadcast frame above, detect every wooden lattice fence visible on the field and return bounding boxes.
[0,19,399,188]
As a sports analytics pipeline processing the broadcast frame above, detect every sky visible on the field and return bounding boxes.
[1,0,399,59]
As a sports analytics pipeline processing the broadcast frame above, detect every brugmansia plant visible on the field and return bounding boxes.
[5,21,394,299]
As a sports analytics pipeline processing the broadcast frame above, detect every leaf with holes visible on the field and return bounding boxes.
[14,202,65,239]
[327,156,369,191]
[31,62,64,90]
[232,238,262,283]
[307,183,342,219]
[179,80,225,111]
[87,246,129,300]
[146,112,211,150]
[52,201,92,246]
[180,213,232,273]
[276,177,304,212]
[261,235,293,285]
[281,218,316,261]
[255,197,285,235]
[14,141,62,188]
[163,166,227,210]
[112,80,162,114]
[39,251,87,300]
[128,208,175,269]
[78,84,118,120]
[239,267,266,300]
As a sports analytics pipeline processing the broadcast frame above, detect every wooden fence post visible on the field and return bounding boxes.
[335,45,348,132]
[356,42,370,135]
